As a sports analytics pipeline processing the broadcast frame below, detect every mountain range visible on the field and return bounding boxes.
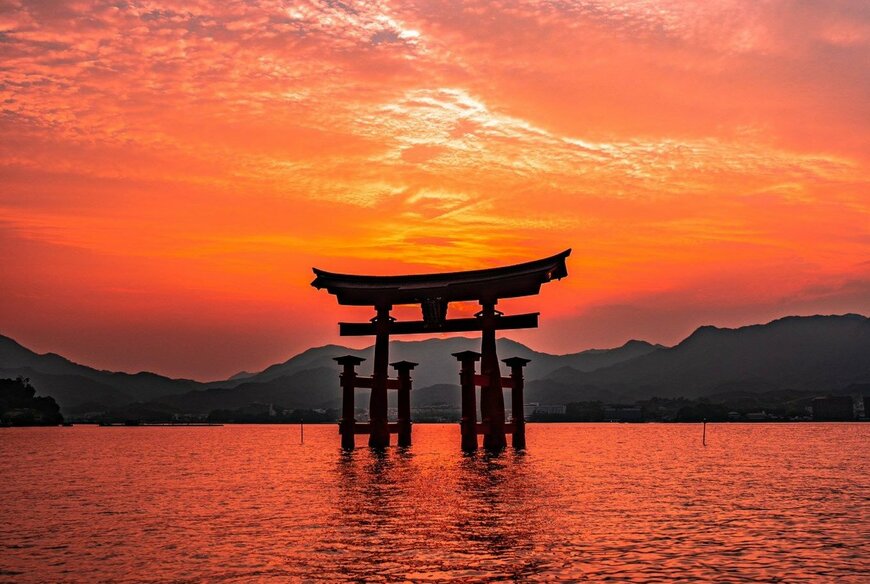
[1,314,868,416]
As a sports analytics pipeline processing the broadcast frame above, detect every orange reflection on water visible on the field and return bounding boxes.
[1,423,868,581]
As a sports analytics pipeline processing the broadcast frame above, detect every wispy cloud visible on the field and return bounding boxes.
[0,0,867,376]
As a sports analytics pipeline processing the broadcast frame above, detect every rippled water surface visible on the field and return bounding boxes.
[2,424,868,582]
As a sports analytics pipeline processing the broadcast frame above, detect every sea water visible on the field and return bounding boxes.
[1,423,867,582]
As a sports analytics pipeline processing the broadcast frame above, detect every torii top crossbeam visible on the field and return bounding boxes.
[311,249,571,336]
[311,249,571,306]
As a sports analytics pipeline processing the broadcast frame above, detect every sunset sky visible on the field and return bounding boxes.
[1,0,868,379]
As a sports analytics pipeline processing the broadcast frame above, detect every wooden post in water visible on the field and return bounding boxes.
[503,357,530,450]
[453,351,481,452]
[335,355,364,450]
[479,300,507,451]
[703,419,707,447]
[369,304,392,449]
[391,360,417,447]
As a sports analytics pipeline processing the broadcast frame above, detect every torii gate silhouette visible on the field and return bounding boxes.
[311,249,571,451]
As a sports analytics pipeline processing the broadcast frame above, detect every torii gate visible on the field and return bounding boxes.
[311,249,570,451]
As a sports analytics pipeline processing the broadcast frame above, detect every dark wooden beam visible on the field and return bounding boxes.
[339,313,539,336]
[473,374,514,388]
[352,376,401,390]
[313,249,571,306]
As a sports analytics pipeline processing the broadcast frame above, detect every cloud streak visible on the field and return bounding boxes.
[0,0,867,377]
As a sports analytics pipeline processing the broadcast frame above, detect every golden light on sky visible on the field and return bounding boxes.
[1,0,868,379]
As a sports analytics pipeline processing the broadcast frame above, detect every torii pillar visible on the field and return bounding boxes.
[334,355,364,450]
[453,350,481,451]
[503,356,530,449]
[369,304,392,448]
[392,360,417,447]
[479,300,506,450]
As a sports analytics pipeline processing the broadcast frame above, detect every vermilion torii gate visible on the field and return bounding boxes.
[311,249,570,450]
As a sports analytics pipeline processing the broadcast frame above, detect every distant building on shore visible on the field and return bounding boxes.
[238,403,277,417]
[524,403,566,417]
[812,396,854,421]
[746,411,769,422]
[603,406,642,422]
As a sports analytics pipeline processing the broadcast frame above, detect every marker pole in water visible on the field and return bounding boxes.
[300,419,304,445]
[702,419,707,446]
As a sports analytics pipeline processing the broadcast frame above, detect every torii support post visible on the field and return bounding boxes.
[369,304,392,448]
[453,350,481,452]
[391,360,417,447]
[503,357,531,450]
[334,355,364,450]
[480,300,507,450]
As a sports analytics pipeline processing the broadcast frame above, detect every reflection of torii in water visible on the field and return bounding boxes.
[311,249,571,451]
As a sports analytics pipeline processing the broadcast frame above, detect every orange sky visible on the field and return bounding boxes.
[1,0,868,380]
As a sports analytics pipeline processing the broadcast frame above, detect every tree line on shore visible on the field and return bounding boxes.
[4,376,866,426]
[1,377,63,426]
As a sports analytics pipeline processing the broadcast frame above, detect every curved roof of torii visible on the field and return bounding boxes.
[311,249,571,306]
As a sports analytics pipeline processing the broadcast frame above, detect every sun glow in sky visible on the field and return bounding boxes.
[1,0,868,379]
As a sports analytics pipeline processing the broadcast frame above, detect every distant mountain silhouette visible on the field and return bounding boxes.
[528,314,870,404]
[408,383,464,409]
[2,314,867,416]
[0,335,199,408]
[158,366,341,414]
[0,333,655,414]
[1,368,132,411]
[214,337,659,390]
[205,343,351,387]
[170,337,655,414]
